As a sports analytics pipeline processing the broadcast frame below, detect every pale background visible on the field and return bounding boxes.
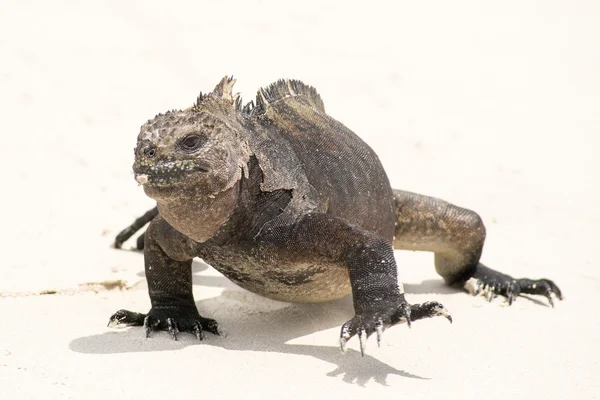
[1,0,598,399]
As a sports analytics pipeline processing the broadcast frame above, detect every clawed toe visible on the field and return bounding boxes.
[517,278,562,308]
[340,315,387,356]
[107,309,146,327]
[166,318,179,340]
[109,308,219,340]
[339,300,450,356]
[410,301,453,324]
[466,267,563,308]
[505,280,520,305]
[143,315,160,338]
[143,314,218,340]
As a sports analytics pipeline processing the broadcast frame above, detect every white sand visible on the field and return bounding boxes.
[1,1,599,398]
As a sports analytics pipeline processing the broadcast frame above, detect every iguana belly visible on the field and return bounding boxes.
[200,249,351,302]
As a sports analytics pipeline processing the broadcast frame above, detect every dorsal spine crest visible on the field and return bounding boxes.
[252,79,325,116]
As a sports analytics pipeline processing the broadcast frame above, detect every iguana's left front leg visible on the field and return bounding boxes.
[259,213,451,356]
[341,236,451,355]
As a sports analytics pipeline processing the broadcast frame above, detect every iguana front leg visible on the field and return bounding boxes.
[109,216,219,340]
[341,237,451,355]
[258,213,451,356]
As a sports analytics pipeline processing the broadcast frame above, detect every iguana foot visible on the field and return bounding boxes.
[108,308,220,340]
[464,265,563,307]
[339,301,451,356]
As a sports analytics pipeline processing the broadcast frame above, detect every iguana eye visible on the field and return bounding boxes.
[179,134,206,152]
[143,147,156,158]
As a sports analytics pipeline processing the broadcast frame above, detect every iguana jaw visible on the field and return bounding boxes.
[133,159,209,188]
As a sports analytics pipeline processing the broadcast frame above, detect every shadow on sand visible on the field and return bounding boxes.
[70,260,463,385]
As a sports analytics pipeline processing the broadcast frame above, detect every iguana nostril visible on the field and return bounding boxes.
[146,148,156,158]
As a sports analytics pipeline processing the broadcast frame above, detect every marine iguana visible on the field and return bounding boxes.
[109,76,562,355]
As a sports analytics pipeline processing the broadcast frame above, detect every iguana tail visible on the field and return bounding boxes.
[114,207,157,249]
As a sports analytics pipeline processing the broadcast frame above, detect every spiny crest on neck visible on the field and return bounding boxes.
[189,76,325,117]
[252,79,325,116]
[192,75,242,113]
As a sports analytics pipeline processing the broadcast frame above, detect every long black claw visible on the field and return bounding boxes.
[166,318,179,340]
[485,281,498,302]
[542,279,562,305]
[505,280,520,306]
[548,280,563,300]
[144,316,159,338]
[338,316,377,356]
[358,329,366,357]
[144,318,151,338]
[545,290,555,308]
[399,303,412,328]
[339,323,352,353]
[193,321,204,341]
[375,319,383,348]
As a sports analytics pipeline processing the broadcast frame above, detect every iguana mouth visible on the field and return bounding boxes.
[134,160,209,187]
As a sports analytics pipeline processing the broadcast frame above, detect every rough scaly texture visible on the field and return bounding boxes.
[110,76,562,355]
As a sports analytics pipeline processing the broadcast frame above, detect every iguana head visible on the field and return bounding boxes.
[133,76,250,200]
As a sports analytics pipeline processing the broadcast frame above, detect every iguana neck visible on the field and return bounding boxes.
[156,183,240,243]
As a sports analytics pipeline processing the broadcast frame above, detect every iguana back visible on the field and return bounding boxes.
[248,79,395,240]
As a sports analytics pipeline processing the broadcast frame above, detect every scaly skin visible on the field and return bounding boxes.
[109,76,561,355]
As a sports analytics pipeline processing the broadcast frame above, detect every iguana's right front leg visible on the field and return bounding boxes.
[109,216,219,340]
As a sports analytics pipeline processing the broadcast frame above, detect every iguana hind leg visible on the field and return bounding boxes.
[392,189,562,306]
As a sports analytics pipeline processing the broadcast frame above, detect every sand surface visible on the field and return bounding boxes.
[1,1,599,398]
